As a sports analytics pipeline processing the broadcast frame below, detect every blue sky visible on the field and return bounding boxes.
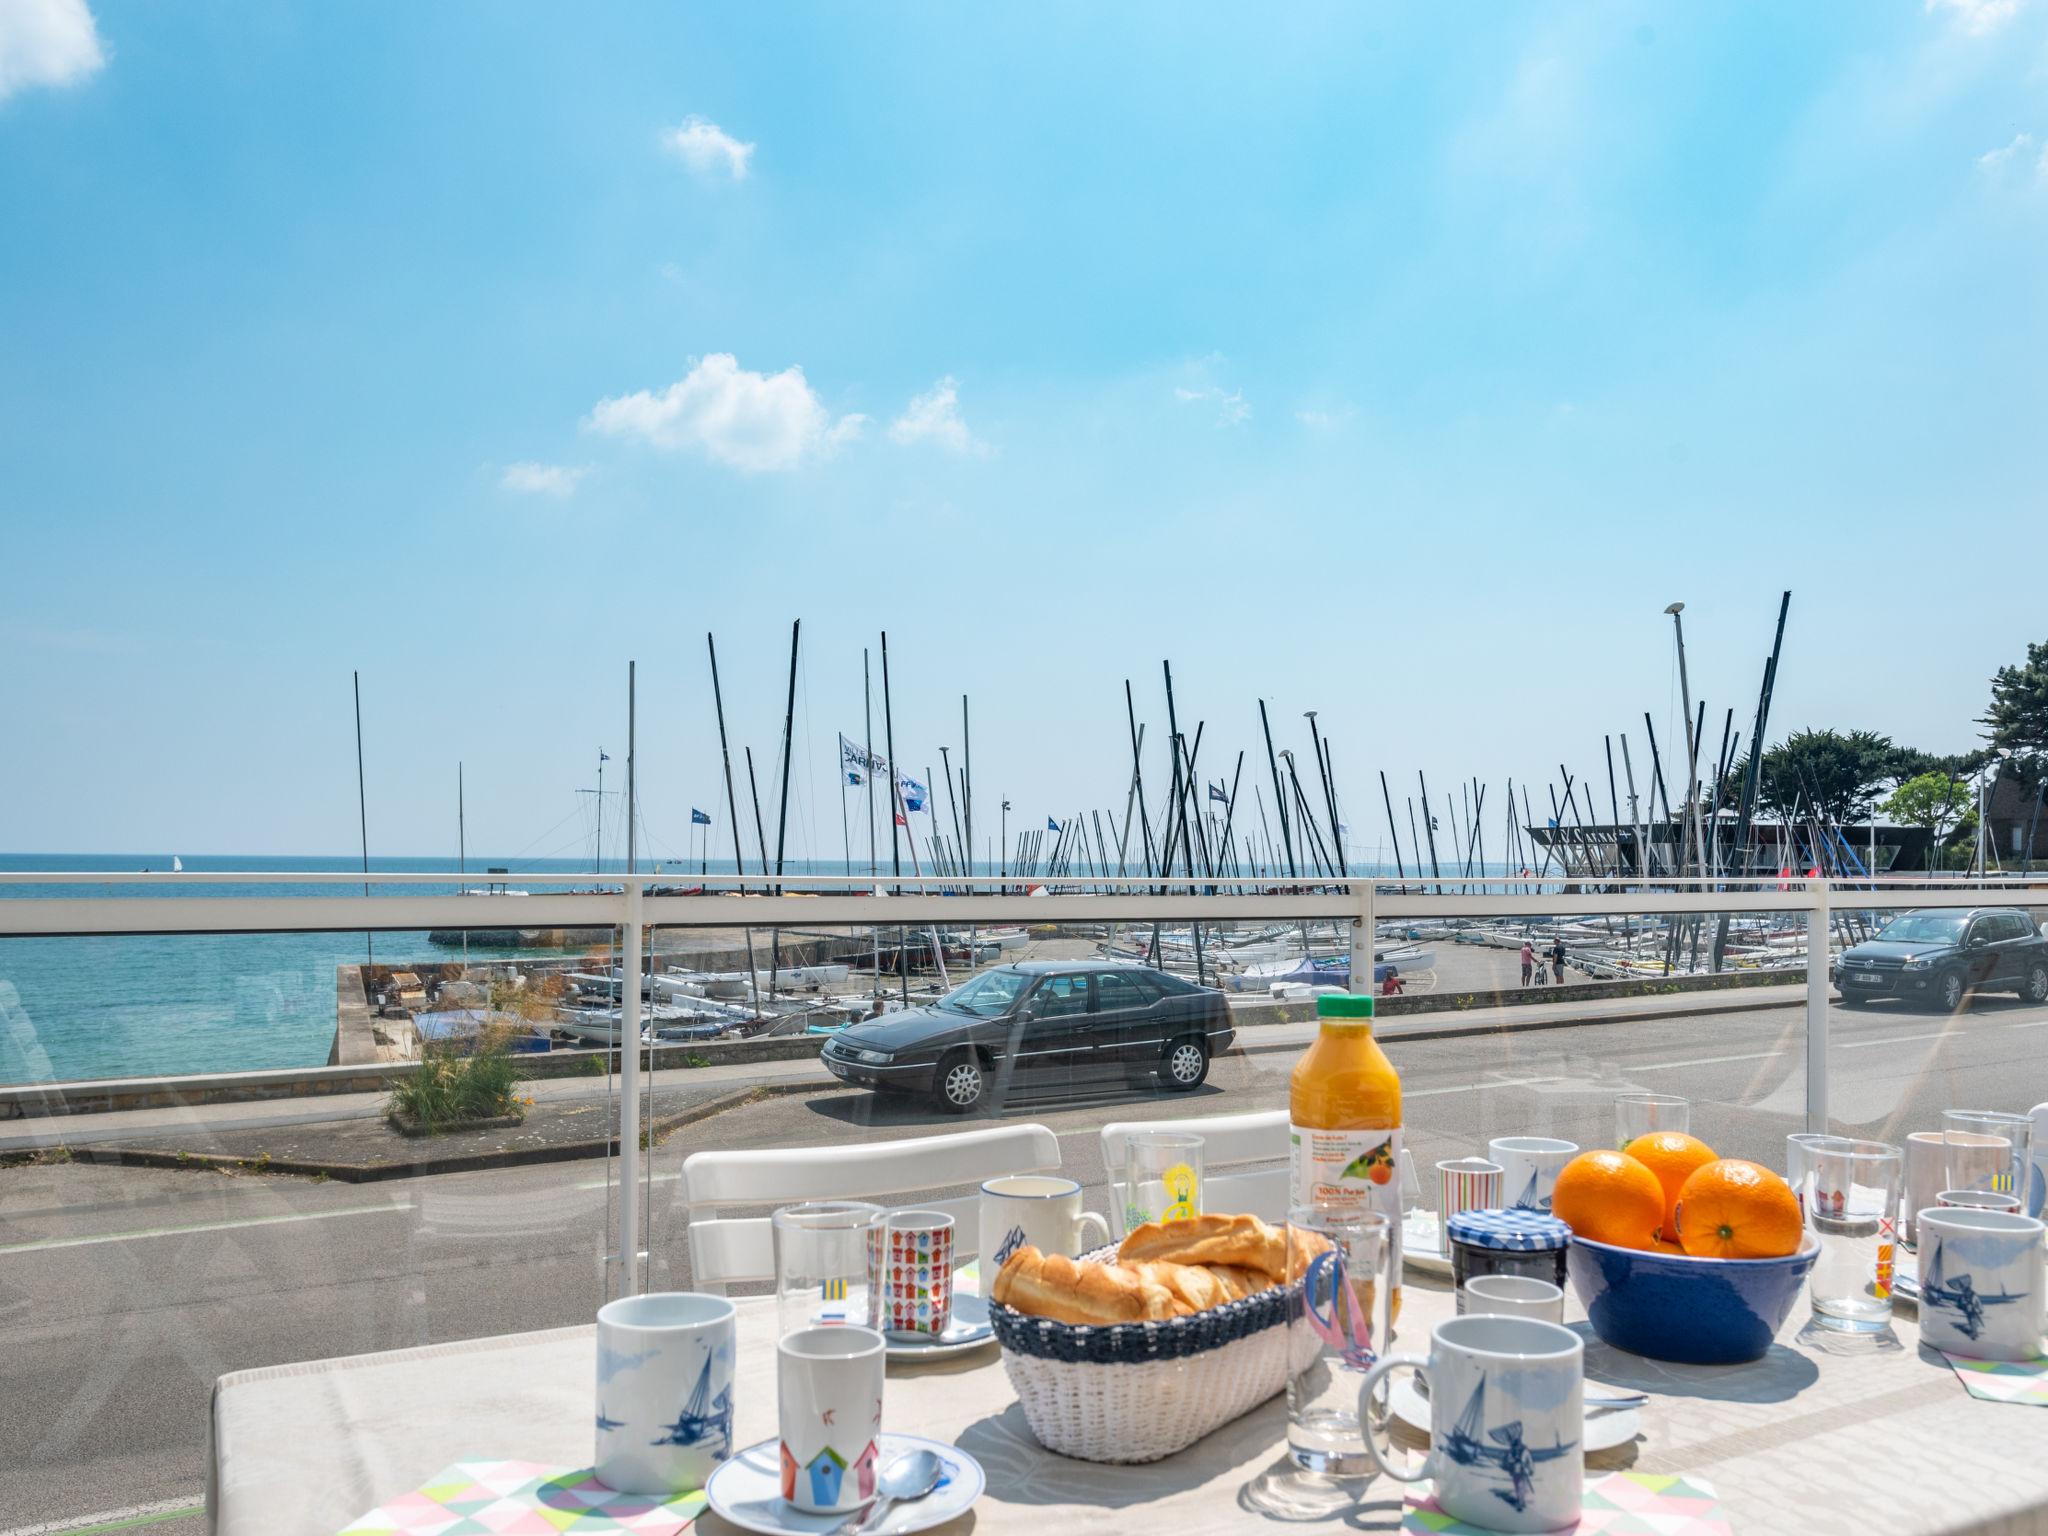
[3,1,2044,865]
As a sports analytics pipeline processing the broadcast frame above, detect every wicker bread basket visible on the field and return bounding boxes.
[987,1248,1320,1463]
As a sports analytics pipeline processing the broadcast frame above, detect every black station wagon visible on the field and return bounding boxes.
[819,959,1235,1112]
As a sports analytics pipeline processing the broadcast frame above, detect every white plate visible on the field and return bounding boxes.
[1402,1211,1454,1276]
[1893,1246,1919,1302]
[884,1293,995,1359]
[705,1433,983,1536]
[1384,1373,1641,1455]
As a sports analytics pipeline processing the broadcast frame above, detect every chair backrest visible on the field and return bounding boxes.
[2030,1102,2048,1219]
[1097,1108,1290,1234]
[678,1122,1063,1290]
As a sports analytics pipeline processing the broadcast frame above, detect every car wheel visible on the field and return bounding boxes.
[933,1049,988,1114]
[2024,963,2048,1005]
[1936,969,1966,1013]
[1161,1036,1209,1092]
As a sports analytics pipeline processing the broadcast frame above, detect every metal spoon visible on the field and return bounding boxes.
[835,1447,945,1535]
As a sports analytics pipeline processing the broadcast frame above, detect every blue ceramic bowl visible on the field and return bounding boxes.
[1567,1234,1820,1364]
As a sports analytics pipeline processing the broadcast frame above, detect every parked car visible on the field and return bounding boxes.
[818,959,1235,1113]
[1832,907,2048,1012]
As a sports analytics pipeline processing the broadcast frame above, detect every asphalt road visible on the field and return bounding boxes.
[5,990,2048,1535]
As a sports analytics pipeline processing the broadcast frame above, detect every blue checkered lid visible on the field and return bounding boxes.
[1445,1207,1573,1252]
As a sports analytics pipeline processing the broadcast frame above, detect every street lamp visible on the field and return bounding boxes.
[1000,799,1011,890]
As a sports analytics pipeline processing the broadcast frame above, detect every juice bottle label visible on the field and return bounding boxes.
[1290,1125,1402,1218]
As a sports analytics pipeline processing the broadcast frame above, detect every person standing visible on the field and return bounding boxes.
[1519,939,1535,987]
[1550,937,1567,984]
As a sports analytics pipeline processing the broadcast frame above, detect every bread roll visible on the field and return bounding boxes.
[1117,1213,1291,1279]
[992,1246,1178,1324]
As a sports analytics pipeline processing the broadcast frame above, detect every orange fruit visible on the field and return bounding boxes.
[1650,1236,1688,1256]
[1550,1150,1666,1250]
[1622,1131,1719,1242]
[1673,1159,1803,1259]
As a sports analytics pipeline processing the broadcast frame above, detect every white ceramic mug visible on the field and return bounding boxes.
[1488,1137,1579,1214]
[1915,1208,2047,1362]
[1460,1274,1566,1324]
[1908,1131,2008,1246]
[778,1325,887,1513]
[1361,1314,1585,1534]
[594,1291,736,1495]
[1938,1189,2022,1214]
[980,1176,1110,1282]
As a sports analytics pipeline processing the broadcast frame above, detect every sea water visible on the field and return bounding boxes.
[0,853,863,1087]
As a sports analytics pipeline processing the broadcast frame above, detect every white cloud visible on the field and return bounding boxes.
[500,461,590,498]
[1926,0,2022,33]
[1295,405,1356,432]
[888,376,987,455]
[586,353,862,473]
[1175,384,1250,427]
[0,0,105,101]
[662,115,754,181]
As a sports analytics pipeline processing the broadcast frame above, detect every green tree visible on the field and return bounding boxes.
[1884,771,1977,862]
[1980,639,2048,779]
[1728,729,1896,823]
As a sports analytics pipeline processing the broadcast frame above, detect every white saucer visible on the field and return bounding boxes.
[1384,1373,1641,1455]
[884,1293,995,1359]
[1402,1211,1454,1277]
[705,1433,984,1535]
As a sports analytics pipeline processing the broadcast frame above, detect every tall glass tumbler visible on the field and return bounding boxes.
[1786,1133,1847,1221]
[1118,1131,1203,1230]
[1616,1094,1689,1149]
[1285,1206,1394,1476]
[1943,1111,2033,1202]
[1805,1139,1902,1333]
[773,1201,884,1337]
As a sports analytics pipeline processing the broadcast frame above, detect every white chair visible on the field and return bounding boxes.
[2030,1102,2048,1218]
[677,1122,1063,1291]
[1098,1108,1290,1235]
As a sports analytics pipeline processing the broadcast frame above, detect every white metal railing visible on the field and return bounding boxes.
[5,869,2046,1294]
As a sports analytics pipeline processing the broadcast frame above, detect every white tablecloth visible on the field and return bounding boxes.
[209,1274,2048,1536]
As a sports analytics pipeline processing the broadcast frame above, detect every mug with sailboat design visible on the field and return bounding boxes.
[1360,1314,1584,1534]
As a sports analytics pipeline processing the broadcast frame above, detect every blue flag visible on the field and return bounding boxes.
[1209,782,1227,804]
[897,774,928,812]
[691,808,711,826]
[1047,817,1060,831]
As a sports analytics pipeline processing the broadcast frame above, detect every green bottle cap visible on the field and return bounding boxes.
[1315,993,1376,1019]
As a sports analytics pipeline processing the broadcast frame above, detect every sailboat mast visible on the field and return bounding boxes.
[353,670,372,965]
[708,633,746,877]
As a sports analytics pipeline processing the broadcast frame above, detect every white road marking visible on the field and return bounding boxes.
[0,1496,202,1536]
[1837,1030,1957,1050]
[1633,1049,1786,1069]
[0,1202,412,1256]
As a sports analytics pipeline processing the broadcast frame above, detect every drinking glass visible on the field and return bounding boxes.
[1117,1131,1203,1230]
[1943,1111,2033,1201]
[1805,1139,1902,1333]
[1285,1206,1394,1476]
[1786,1133,1847,1220]
[772,1201,883,1338]
[1615,1093,1689,1148]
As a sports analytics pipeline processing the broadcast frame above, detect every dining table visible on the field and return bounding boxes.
[208,1265,2048,1536]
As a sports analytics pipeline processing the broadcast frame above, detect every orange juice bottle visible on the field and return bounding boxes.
[1290,992,1403,1312]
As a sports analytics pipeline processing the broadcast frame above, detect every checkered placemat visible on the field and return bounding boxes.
[338,1459,705,1535]
[1942,1351,2048,1406]
[1403,1472,1731,1534]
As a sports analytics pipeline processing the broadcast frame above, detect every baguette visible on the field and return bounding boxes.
[991,1246,1179,1325]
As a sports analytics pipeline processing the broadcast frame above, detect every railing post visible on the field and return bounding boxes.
[1806,877,1830,1134]
[617,879,644,1296]
[1350,876,1376,996]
